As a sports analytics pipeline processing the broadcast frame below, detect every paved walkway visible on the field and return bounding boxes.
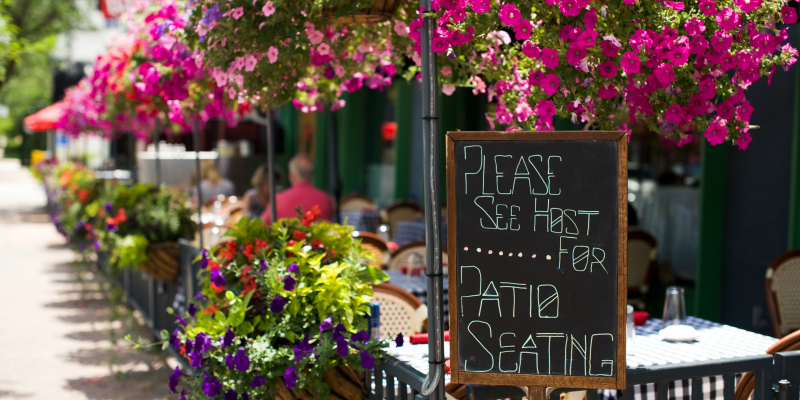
[0,160,177,400]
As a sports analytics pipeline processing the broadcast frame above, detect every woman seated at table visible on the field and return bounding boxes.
[242,164,283,218]
[190,160,235,206]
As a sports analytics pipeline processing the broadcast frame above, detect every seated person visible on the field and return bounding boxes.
[190,159,235,205]
[242,165,283,218]
[261,154,333,223]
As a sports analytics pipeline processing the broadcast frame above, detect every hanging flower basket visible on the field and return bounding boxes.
[139,242,180,282]
[323,0,403,24]
[273,364,367,400]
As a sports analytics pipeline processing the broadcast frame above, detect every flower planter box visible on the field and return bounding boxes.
[139,242,180,282]
[272,364,367,400]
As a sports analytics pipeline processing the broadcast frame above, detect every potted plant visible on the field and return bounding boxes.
[47,163,102,251]
[167,210,395,399]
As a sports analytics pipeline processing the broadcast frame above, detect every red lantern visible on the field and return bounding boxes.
[381,122,398,141]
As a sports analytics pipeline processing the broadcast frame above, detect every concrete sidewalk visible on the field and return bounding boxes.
[0,159,177,400]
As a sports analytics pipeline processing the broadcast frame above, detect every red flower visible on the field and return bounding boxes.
[311,239,324,249]
[210,282,225,293]
[77,189,88,203]
[243,243,254,259]
[287,240,297,246]
[218,241,238,261]
[208,260,220,270]
[204,304,220,314]
[255,239,269,251]
[292,231,307,241]
[115,209,127,223]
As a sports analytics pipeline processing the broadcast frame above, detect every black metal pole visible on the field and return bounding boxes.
[264,111,277,223]
[420,0,444,397]
[130,133,138,184]
[192,120,203,250]
[154,120,161,185]
[327,109,341,223]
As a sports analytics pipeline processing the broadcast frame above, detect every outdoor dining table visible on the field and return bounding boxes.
[394,221,448,247]
[386,270,450,324]
[382,316,779,400]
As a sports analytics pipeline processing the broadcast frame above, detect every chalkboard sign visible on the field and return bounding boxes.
[446,131,627,390]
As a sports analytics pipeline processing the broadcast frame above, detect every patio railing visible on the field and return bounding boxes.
[94,244,800,400]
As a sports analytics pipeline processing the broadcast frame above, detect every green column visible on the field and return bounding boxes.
[394,81,413,200]
[693,142,728,321]
[336,92,365,194]
[278,105,298,181]
[314,110,329,189]
[788,34,800,250]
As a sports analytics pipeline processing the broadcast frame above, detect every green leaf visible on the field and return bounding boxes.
[357,265,389,284]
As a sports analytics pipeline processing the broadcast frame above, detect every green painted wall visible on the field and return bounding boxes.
[693,142,728,321]
[394,81,413,201]
[314,110,329,189]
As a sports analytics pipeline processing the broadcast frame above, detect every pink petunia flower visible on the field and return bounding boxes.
[267,46,278,63]
[307,30,324,44]
[232,7,244,20]
[317,43,330,56]
[684,17,705,36]
[394,20,409,36]
[621,51,641,74]
[499,4,522,26]
[244,55,258,72]
[677,134,693,147]
[541,48,560,69]
[263,1,275,16]
[515,98,533,122]
[541,74,560,95]
[442,84,456,96]
[623,0,636,4]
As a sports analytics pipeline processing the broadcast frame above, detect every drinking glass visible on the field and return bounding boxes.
[662,286,687,326]
[626,305,635,355]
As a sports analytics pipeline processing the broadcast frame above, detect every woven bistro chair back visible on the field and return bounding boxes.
[627,230,658,305]
[766,250,800,337]
[734,329,800,400]
[340,194,377,212]
[388,241,427,271]
[352,231,388,269]
[381,201,421,238]
[372,283,428,338]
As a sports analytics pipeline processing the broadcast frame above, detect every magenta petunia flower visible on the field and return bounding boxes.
[541,48,559,69]
[515,98,533,121]
[600,40,621,57]
[737,100,754,121]
[689,35,709,54]
[734,0,760,13]
[529,70,545,85]
[711,31,733,51]
[521,41,541,59]
[654,63,675,86]
[499,4,522,25]
[576,30,598,48]
[514,19,534,40]
[684,17,705,36]
[584,8,598,30]
[566,44,587,66]
[716,100,735,120]
[677,134,694,147]
[699,0,717,15]
[598,60,619,78]
[782,5,798,24]
[704,120,728,145]
[621,51,641,74]
[737,132,753,150]
[431,36,449,53]
[629,30,652,54]
[470,0,490,13]
[598,84,617,99]
[541,74,560,95]
[715,8,740,30]
[559,0,581,17]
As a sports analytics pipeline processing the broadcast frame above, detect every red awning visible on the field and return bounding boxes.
[23,102,63,133]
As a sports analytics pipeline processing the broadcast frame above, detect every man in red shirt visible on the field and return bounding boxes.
[261,153,334,223]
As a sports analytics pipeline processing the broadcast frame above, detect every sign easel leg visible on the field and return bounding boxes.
[528,386,547,400]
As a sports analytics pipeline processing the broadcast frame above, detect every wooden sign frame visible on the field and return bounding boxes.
[445,131,628,390]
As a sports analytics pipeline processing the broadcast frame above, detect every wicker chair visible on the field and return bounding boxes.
[381,201,421,239]
[388,241,426,272]
[372,283,427,338]
[766,250,800,337]
[627,230,658,309]
[340,194,377,212]
[734,329,800,400]
[352,231,389,269]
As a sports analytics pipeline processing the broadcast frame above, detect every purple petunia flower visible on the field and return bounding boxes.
[202,372,221,397]
[225,353,235,370]
[233,347,250,372]
[221,328,235,348]
[189,349,203,368]
[195,332,208,352]
[395,333,404,347]
[195,292,205,300]
[251,375,266,388]
[184,339,194,354]
[360,350,375,369]
[293,334,314,361]
[320,316,333,332]
[224,389,238,400]
[270,296,286,313]
[92,241,101,251]
[200,249,209,269]
[333,323,346,337]
[169,328,180,348]
[287,263,300,274]
[259,259,268,273]
[283,275,296,291]
[242,392,250,400]
[104,202,113,212]
[178,389,187,400]
[336,335,349,357]
[187,303,196,317]
[352,330,370,343]
[168,366,183,393]
[176,316,187,327]
[210,268,226,286]
[202,4,222,25]
[284,366,299,388]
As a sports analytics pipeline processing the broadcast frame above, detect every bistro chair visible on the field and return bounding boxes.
[734,329,800,400]
[352,231,389,269]
[627,230,658,309]
[381,201,421,239]
[388,241,427,272]
[765,250,800,337]
[372,283,427,337]
[340,193,377,212]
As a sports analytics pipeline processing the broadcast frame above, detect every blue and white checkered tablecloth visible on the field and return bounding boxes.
[394,221,448,247]
[386,317,777,400]
[341,210,381,233]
